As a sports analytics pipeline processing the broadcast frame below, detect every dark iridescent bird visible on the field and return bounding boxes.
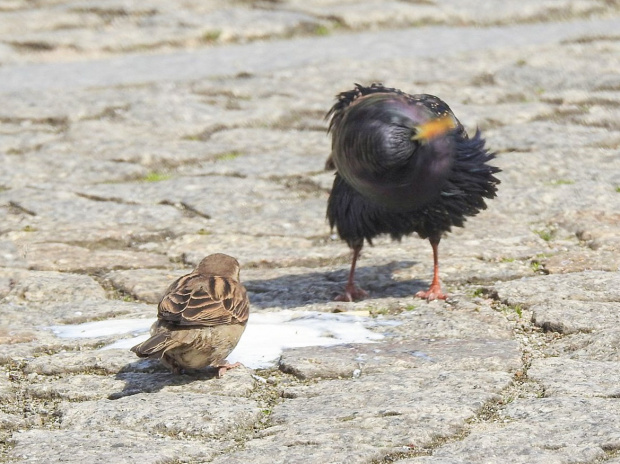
[131,253,249,376]
[326,83,500,301]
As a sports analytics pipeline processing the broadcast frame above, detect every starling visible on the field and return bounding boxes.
[131,253,250,376]
[326,83,500,301]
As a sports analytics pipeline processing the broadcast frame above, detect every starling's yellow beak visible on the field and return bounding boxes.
[411,114,457,143]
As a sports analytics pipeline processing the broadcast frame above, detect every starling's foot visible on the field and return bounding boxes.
[335,284,369,302]
[216,362,242,378]
[415,284,447,301]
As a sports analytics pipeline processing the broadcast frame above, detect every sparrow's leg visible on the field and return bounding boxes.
[216,361,243,378]
[162,353,184,375]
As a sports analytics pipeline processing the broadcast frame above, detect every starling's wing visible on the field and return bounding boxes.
[158,273,250,327]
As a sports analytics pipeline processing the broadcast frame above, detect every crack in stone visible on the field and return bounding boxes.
[267,174,331,195]
[68,6,157,21]
[0,116,68,129]
[183,124,229,142]
[561,34,620,45]
[158,200,212,220]
[8,41,57,52]
[3,3,616,66]
[66,231,176,249]
[0,359,64,437]
[7,201,37,216]
[90,274,146,304]
[74,192,139,205]
[193,171,248,179]
[77,104,131,122]
[602,447,620,458]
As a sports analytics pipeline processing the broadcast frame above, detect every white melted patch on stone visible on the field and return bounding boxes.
[49,318,151,339]
[48,311,386,369]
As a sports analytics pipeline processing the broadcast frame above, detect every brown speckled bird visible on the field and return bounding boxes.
[326,83,500,302]
[131,253,249,376]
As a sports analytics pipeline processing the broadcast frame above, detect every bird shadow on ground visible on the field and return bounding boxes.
[244,260,430,309]
[109,360,219,400]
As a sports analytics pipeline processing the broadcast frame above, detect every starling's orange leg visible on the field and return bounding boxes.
[416,239,448,301]
[336,245,369,302]
[216,361,242,378]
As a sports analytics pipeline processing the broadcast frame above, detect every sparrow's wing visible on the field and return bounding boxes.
[158,273,249,327]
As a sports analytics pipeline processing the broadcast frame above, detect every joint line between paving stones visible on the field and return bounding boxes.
[369,371,530,463]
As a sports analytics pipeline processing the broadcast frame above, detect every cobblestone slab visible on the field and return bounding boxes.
[211,369,513,464]
[60,392,262,439]
[10,429,220,464]
[528,358,620,397]
[402,398,620,464]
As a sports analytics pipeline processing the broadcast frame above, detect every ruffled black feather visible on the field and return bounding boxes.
[326,85,500,247]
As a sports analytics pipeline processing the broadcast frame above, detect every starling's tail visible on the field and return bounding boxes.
[453,129,501,200]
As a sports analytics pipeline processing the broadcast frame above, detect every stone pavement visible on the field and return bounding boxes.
[1,1,620,463]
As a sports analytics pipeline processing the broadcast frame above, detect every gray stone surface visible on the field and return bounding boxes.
[105,268,184,304]
[528,358,620,397]
[25,366,256,401]
[23,348,148,376]
[280,338,521,380]
[212,369,513,464]
[547,328,620,361]
[494,272,620,335]
[1,1,619,463]
[10,429,220,464]
[402,398,620,464]
[60,391,262,439]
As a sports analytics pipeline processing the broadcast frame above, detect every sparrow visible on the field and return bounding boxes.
[131,253,249,376]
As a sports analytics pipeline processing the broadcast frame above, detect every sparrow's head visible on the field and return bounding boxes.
[196,253,241,280]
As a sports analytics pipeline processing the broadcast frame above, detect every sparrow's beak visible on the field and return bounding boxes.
[411,114,457,143]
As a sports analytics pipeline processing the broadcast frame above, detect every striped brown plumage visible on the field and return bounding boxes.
[131,253,249,375]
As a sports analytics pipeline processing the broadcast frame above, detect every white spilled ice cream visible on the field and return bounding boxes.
[49,310,389,369]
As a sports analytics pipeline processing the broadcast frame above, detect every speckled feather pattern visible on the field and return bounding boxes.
[131,253,249,372]
[158,273,249,326]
